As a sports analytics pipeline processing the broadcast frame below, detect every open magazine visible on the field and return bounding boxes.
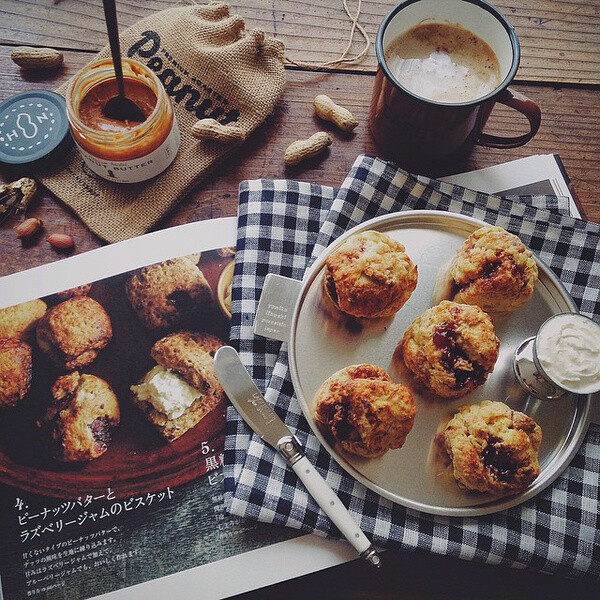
[0,154,578,600]
[0,218,355,600]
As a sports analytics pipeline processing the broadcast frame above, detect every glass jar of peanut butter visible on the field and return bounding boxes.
[66,58,180,183]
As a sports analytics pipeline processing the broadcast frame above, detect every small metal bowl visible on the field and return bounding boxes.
[514,312,600,399]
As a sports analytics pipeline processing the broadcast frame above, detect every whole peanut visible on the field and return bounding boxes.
[191,118,245,142]
[284,132,332,166]
[11,46,64,70]
[47,233,74,250]
[314,95,358,132]
[16,218,43,239]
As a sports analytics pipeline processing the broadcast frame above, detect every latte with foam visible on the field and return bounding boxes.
[385,22,501,103]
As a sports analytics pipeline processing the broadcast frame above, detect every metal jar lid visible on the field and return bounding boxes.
[0,90,71,170]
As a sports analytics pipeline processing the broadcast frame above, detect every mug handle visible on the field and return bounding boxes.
[478,87,541,148]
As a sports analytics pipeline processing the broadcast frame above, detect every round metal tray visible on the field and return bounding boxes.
[288,211,591,516]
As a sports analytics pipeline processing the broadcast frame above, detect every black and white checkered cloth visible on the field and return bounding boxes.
[223,155,600,579]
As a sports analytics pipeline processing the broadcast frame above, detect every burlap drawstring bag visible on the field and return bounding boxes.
[40,2,285,243]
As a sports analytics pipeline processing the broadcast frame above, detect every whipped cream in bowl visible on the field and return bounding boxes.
[533,313,600,395]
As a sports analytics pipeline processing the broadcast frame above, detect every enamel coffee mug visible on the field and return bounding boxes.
[369,0,541,169]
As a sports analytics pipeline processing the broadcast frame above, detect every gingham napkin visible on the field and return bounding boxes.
[224,155,600,579]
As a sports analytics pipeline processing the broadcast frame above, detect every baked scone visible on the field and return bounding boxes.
[441,400,542,495]
[45,371,120,462]
[36,296,113,370]
[400,300,499,398]
[323,230,418,319]
[314,363,416,458]
[130,331,226,442]
[0,338,33,407]
[125,254,212,331]
[0,299,47,340]
[449,225,538,312]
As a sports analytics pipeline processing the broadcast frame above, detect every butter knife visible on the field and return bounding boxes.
[214,345,381,567]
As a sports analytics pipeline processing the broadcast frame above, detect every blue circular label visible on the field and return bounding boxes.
[0,90,70,165]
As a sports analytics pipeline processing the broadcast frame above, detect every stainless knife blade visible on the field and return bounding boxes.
[213,345,290,448]
[214,345,381,567]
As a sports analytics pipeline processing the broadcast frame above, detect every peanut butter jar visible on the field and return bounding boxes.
[66,58,180,183]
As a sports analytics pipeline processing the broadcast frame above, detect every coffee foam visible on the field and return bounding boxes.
[385,22,501,103]
[388,50,498,103]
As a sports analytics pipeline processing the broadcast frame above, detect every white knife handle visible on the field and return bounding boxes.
[278,437,381,567]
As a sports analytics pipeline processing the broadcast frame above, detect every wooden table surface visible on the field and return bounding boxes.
[0,1,598,598]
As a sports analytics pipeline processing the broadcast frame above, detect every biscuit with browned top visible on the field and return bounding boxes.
[400,301,499,398]
[323,230,417,319]
[131,331,225,442]
[46,371,120,462]
[0,338,33,407]
[36,296,112,370]
[449,225,538,312]
[314,363,416,458]
[151,331,223,391]
[125,254,211,331]
[441,400,541,495]
[0,299,47,340]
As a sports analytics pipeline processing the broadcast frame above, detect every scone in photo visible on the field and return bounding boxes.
[131,331,226,442]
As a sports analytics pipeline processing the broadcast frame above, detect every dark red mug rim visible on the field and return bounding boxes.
[376,0,521,107]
